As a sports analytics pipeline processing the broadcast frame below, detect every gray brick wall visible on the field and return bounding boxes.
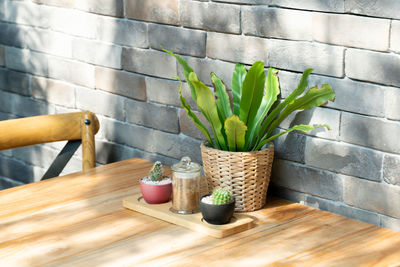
[0,0,399,232]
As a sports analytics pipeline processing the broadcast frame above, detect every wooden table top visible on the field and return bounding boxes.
[1,158,399,266]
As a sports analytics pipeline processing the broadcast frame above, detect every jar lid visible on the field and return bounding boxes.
[171,156,201,173]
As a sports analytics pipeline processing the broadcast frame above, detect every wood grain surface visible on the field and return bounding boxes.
[0,158,399,267]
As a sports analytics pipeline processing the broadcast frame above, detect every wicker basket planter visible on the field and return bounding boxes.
[200,142,274,212]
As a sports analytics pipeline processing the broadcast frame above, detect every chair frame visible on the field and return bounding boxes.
[0,111,100,179]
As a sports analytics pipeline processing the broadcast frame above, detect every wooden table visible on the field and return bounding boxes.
[1,158,399,266]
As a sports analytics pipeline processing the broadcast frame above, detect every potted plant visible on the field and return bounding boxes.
[200,188,235,225]
[164,49,335,212]
[140,161,172,204]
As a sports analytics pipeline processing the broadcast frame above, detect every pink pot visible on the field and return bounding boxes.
[140,179,172,204]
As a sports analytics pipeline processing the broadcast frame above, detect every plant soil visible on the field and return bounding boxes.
[141,176,172,185]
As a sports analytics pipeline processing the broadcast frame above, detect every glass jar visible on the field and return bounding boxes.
[170,156,201,214]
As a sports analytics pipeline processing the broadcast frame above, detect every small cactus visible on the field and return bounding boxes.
[149,161,163,182]
[212,188,232,205]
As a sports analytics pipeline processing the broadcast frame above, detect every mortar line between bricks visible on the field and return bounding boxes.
[342,48,346,78]
[301,128,400,158]
[338,110,342,139]
[388,19,393,51]
[239,5,242,35]
[267,4,400,21]
[122,0,126,18]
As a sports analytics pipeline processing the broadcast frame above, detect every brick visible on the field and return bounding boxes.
[72,39,122,69]
[181,82,200,111]
[102,117,202,163]
[278,71,386,117]
[12,94,55,117]
[125,0,179,25]
[5,47,48,76]
[345,0,400,20]
[61,155,83,176]
[382,154,400,186]
[180,0,240,34]
[391,21,400,53]
[12,144,58,169]
[280,107,340,140]
[385,87,400,121]
[0,90,14,114]
[380,215,400,232]
[269,40,344,77]
[344,176,400,218]
[214,0,269,3]
[0,154,41,183]
[96,17,148,48]
[26,29,72,58]
[0,176,24,190]
[242,7,312,41]
[0,111,17,121]
[0,150,11,159]
[145,77,181,107]
[313,13,390,51]
[48,57,95,88]
[0,45,4,66]
[305,195,380,226]
[269,185,307,203]
[48,9,97,39]
[0,25,71,58]
[0,0,4,19]
[149,24,206,57]
[271,159,344,201]
[177,56,235,88]
[341,112,400,154]
[0,22,27,48]
[310,76,386,118]
[125,99,179,134]
[346,49,400,87]
[132,150,178,168]
[74,0,123,17]
[152,130,202,163]
[95,140,135,165]
[273,130,306,163]
[96,140,178,167]
[269,0,345,12]
[274,70,300,99]
[45,139,78,153]
[76,87,124,121]
[3,89,54,118]
[2,0,49,28]
[101,117,150,148]
[32,0,74,8]
[0,69,31,96]
[122,48,177,79]
[146,79,198,111]
[95,67,146,101]
[179,108,213,140]
[206,32,268,65]
[271,185,379,228]
[31,76,75,107]
[305,137,383,182]
[54,106,80,116]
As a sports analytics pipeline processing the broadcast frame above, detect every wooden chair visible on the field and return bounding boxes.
[0,111,100,180]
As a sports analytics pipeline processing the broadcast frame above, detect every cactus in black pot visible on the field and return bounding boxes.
[200,188,235,225]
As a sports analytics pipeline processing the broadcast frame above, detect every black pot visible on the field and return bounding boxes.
[200,194,235,225]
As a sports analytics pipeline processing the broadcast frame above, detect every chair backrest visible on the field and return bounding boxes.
[0,111,100,180]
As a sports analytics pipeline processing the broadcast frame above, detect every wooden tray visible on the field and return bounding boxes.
[123,193,255,238]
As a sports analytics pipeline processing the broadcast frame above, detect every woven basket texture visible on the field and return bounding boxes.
[200,142,274,212]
